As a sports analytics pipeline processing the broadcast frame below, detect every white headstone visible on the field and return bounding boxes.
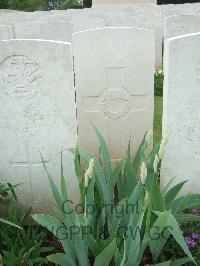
[73,27,154,159]
[105,15,163,70]
[161,33,200,194]
[160,3,197,18]
[0,25,14,39]
[0,12,46,25]
[14,21,41,39]
[71,15,105,32]
[0,9,17,13]
[122,5,160,17]
[0,39,78,213]
[132,15,163,71]
[92,0,157,6]
[164,15,200,40]
[13,21,73,42]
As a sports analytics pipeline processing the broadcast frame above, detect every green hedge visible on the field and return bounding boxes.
[83,0,92,7]
[0,0,9,8]
[8,0,48,11]
[56,0,91,9]
[0,0,91,10]
[56,0,83,9]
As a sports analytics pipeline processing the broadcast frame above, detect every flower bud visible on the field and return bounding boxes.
[158,133,171,160]
[140,162,147,184]
[87,158,94,177]
[158,143,165,160]
[145,130,153,147]
[84,171,89,188]
[153,154,159,174]
[161,133,170,147]
[84,158,95,188]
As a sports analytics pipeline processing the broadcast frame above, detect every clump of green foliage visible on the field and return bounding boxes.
[0,182,53,265]
[0,226,53,265]
[55,0,82,9]
[33,125,200,265]
[8,0,48,11]
[0,182,21,228]
[0,0,9,9]
[1,0,85,10]
[155,70,164,97]
[162,207,200,266]
[83,0,92,7]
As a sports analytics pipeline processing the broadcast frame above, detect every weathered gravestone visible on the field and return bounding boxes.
[41,21,73,42]
[161,33,200,194]
[0,12,45,25]
[73,27,154,160]
[13,21,73,42]
[0,25,14,39]
[131,15,163,70]
[160,3,196,17]
[164,15,200,40]
[105,15,163,70]
[0,9,17,14]
[122,4,160,17]
[68,7,121,29]
[0,39,78,213]
[92,0,157,6]
[71,14,105,33]
[14,21,41,39]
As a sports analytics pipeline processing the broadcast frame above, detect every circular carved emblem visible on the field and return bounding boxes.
[0,55,42,101]
[100,89,131,119]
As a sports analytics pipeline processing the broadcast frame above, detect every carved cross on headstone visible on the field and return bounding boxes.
[82,56,148,118]
[81,56,149,159]
[10,142,49,202]
[100,65,131,119]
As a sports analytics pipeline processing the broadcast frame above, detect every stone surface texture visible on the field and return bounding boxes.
[13,21,73,42]
[0,25,14,39]
[0,39,78,213]
[164,15,200,40]
[161,33,200,194]
[73,27,154,160]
